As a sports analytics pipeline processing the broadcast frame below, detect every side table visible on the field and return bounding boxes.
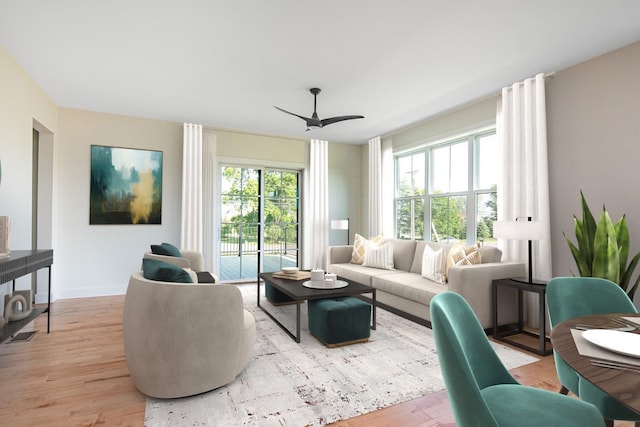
[492,278,552,356]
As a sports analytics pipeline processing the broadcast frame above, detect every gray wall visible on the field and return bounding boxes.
[547,41,640,300]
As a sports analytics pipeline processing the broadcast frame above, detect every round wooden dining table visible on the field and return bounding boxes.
[550,313,640,414]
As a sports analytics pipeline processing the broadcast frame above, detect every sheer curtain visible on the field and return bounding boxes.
[368,136,382,236]
[201,132,217,273]
[181,123,203,252]
[497,73,552,281]
[303,139,328,270]
[368,136,394,237]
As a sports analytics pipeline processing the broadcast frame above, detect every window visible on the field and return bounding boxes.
[394,129,498,245]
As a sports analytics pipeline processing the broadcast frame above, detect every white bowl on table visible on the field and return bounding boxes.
[282,267,299,275]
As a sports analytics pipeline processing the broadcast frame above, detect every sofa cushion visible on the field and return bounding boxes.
[392,239,417,272]
[142,258,193,283]
[372,272,448,305]
[363,240,394,270]
[351,233,384,265]
[479,245,502,263]
[421,245,447,284]
[327,263,397,286]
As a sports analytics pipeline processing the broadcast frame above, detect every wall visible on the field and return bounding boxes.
[328,143,362,245]
[56,109,183,298]
[0,46,58,301]
[389,96,498,152]
[547,41,640,303]
[212,127,363,249]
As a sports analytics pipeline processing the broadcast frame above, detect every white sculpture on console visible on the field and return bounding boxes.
[4,293,31,323]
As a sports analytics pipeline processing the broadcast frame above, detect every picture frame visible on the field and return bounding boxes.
[90,145,163,225]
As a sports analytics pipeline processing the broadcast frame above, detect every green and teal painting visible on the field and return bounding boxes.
[90,145,163,224]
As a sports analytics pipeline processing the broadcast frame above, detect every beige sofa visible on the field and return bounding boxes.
[327,239,524,329]
[123,272,255,398]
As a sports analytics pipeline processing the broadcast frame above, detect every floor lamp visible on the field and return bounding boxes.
[331,218,350,245]
[493,217,545,284]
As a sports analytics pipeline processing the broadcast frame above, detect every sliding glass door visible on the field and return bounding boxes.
[219,165,300,282]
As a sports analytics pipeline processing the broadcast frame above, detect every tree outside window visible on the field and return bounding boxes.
[394,129,498,244]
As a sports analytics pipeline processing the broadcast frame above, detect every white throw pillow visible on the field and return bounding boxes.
[362,240,394,270]
[421,245,446,284]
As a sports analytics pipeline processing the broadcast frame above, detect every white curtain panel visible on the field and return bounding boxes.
[368,136,383,236]
[303,139,328,270]
[497,73,552,281]
[181,123,203,253]
[201,132,217,273]
[381,137,394,237]
[368,136,394,238]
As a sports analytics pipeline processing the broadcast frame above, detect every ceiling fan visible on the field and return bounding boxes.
[274,88,364,130]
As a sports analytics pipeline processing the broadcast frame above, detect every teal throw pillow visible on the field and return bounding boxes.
[150,242,182,257]
[142,258,193,283]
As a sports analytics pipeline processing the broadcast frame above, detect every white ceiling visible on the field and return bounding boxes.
[1,1,639,144]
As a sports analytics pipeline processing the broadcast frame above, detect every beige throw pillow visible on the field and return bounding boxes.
[421,244,447,284]
[351,233,384,264]
[446,242,482,278]
[363,240,394,270]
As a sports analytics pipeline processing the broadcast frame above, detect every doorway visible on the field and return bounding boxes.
[219,166,300,282]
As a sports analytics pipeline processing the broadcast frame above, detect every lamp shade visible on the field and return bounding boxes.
[331,219,349,231]
[493,220,548,240]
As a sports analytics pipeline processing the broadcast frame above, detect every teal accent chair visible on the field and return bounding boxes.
[547,277,640,427]
[430,291,605,427]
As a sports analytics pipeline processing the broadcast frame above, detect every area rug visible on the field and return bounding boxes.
[145,285,538,426]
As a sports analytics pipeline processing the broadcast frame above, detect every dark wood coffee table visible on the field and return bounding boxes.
[258,272,376,343]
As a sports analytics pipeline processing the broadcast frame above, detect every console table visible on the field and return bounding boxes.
[0,250,53,344]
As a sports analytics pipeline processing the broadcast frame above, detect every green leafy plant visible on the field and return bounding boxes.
[564,191,640,299]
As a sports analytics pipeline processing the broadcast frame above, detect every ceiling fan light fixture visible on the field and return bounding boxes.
[274,88,364,131]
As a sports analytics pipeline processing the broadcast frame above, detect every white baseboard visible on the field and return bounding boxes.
[51,285,127,301]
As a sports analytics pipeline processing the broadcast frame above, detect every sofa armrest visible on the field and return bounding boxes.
[181,250,204,272]
[326,245,353,269]
[144,252,191,269]
[446,261,525,329]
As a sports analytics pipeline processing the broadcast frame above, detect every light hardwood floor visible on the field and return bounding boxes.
[0,293,633,426]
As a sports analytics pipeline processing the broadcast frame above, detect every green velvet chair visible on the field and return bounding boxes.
[430,291,604,427]
[547,277,640,427]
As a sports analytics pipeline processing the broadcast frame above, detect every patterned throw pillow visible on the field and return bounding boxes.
[445,242,482,278]
[351,233,384,264]
[421,245,447,284]
[362,240,394,270]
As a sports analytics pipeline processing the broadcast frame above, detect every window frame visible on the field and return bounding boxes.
[393,127,498,244]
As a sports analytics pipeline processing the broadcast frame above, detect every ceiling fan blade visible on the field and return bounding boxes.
[320,115,365,127]
[274,106,312,122]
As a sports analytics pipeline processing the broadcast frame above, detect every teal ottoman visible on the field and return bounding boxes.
[308,297,371,347]
[265,283,295,305]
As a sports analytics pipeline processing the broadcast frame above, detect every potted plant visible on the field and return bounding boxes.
[564,191,640,299]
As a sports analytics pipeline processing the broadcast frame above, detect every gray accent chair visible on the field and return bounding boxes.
[123,271,255,398]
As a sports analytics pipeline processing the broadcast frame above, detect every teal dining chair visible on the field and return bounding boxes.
[430,291,604,427]
[547,276,640,427]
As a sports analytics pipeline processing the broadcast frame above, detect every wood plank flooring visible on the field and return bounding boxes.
[0,293,633,426]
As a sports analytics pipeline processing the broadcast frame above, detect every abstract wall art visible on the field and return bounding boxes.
[90,145,163,225]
